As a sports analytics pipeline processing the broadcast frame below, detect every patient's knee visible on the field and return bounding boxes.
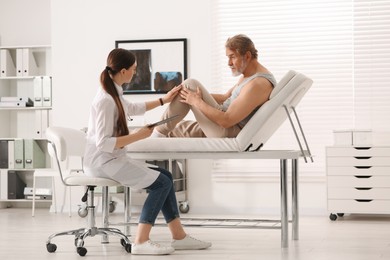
[183,78,202,91]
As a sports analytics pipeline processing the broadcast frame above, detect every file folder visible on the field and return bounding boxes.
[22,48,38,76]
[8,140,15,169]
[33,76,43,107]
[0,140,9,168]
[0,49,16,77]
[42,76,52,107]
[14,139,24,169]
[24,139,45,169]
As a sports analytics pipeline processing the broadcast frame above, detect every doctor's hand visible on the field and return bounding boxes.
[179,86,202,106]
[162,85,182,104]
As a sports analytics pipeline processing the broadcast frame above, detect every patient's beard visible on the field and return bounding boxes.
[231,60,247,77]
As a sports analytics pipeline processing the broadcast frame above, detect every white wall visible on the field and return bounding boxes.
[0,0,51,46]
[50,0,212,128]
[0,0,328,216]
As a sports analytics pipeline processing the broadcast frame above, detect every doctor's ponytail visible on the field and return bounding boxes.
[100,48,136,137]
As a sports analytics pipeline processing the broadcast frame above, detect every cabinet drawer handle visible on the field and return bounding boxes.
[354,156,371,160]
[355,187,372,190]
[354,175,372,179]
[354,166,372,169]
[355,199,373,202]
[354,147,371,150]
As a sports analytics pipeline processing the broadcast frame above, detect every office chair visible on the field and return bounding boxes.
[44,126,131,256]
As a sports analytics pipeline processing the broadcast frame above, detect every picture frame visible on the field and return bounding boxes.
[115,38,187,94]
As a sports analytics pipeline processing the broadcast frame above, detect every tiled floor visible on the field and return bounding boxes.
[0,208,389,259]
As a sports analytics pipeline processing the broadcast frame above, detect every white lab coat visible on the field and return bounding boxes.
[83,84,159,189]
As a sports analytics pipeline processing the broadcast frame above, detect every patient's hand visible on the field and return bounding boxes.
[179,86,202,106]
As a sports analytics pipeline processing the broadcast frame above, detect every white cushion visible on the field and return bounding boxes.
[64,174,121,186]
[126,137,239,153]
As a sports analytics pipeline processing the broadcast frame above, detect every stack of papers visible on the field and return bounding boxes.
[0,97,33,107]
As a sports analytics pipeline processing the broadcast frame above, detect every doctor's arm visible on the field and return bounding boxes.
[145,85,182,111]
[115,126,153,148]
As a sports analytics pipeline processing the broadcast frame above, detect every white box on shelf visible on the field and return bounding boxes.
[372,132,390,146]
[33,77,43,107]
[42,76,52,107]
[333,130,353,146]
[353,130,372,147]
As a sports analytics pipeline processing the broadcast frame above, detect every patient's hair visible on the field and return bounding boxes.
[100,48,135,137]
[225,34,258,59]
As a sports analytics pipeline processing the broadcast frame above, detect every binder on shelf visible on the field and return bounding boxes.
[42,76,52,107]
[0,49,16,77]
[14,139,24,169]
[22,48,38,76]
[33,76,43,107]
[24,139,45,169]
[0,140,9,169]
[35,110,43,138]
[8,140,15,169]
[16,48,23,77]
[8,171,26,199]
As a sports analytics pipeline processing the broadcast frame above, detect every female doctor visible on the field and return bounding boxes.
[83,48,211,255]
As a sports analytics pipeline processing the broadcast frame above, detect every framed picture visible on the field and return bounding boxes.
[115,38,187,94]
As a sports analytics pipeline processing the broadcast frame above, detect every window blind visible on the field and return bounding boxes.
[354,0,390,130]
[210,0,390,176]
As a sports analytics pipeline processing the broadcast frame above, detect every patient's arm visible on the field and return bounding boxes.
[211,85,235,104]
[181,77,272,128]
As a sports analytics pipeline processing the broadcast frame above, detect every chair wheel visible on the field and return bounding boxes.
[78,207,88,218]
[329,213,337,221]
[77,247,87,256]
[109,201,117,213]
[46,243,57,253]
[179,202,190,213]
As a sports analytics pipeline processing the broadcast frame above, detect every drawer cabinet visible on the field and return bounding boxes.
[326,146,390,220]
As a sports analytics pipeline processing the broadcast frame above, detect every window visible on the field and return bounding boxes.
[211,0,390,176]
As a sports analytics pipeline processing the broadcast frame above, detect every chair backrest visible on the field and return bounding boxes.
[236,70,313,151]
[46,127,86,162]
[45,127,87,185]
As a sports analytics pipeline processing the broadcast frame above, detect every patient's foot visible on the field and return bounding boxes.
[150,129,166,138]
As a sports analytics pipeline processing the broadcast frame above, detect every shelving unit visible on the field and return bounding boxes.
[0,45,53,208]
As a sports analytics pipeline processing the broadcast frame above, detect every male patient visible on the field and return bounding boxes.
[153,34,277,138]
